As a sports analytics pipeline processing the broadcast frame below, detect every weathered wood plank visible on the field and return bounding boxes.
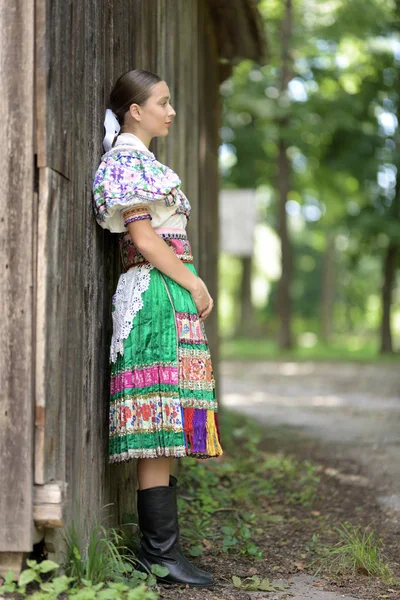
[182,0,200,262]
[109,463,138,528]
[36,0,72,177]
[197,0,221,381]
[34,482,65,505]
[0,554,24,581]
[206,0,267,63]
[33,505,64,529]
[0,0,34,552]
[35,168,69,486]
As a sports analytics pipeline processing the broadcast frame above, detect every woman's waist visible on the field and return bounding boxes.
[119,227,194,271]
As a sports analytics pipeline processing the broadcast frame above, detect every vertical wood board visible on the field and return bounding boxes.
[0,0,35,552]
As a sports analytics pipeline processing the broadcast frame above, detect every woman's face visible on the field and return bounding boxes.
[131,80,176,138]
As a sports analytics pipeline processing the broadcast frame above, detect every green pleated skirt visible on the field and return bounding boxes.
[109,260,223,463]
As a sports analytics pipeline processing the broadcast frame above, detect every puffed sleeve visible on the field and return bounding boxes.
[92,151,182,233]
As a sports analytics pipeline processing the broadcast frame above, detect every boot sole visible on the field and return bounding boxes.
[135,563,214,588]
[157,577,215,588]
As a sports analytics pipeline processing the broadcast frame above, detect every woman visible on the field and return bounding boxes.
[92,69,223,587]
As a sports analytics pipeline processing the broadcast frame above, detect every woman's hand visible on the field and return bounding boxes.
[190,277,214,322]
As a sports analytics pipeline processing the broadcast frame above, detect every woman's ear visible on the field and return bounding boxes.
[129,103,141,122]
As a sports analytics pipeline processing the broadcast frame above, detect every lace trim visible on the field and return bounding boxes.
[110,264,154,363]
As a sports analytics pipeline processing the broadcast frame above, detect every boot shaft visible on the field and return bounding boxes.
[137,482,179,554]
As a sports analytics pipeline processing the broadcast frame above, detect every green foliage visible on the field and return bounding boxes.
[308,522,397,582]
[0,516,164,599]
[0,559,159,599]
[62,520,137,585]
[220,0,400,350]
[61,517,167,593]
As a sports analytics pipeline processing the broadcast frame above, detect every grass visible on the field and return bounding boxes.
[62,517,137,584]
[221,336,399,362]
[309,522,396,582]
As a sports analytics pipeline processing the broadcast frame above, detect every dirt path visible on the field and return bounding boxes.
[221,360,400,517]
[219,360,400,600]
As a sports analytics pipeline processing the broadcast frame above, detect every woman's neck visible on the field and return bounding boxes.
[121,129,151,149]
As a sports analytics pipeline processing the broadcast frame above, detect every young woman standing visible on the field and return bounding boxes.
[92,70,223,587]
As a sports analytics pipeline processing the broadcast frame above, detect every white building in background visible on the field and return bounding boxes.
[219,188,258,257]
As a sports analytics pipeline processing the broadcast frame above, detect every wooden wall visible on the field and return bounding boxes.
[0,0,35,556]
[31,0,222,556]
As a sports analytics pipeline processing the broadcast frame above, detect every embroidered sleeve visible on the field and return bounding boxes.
[121,205,152,227]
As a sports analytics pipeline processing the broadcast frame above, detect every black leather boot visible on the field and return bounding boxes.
[135,475,213,587]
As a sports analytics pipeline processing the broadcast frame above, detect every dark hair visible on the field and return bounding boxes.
[109,69,162,127]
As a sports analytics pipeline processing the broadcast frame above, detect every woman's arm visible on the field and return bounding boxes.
[127,219,213,319]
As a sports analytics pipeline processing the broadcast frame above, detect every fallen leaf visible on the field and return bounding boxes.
[265,514,284,522]
[232,575,242,589]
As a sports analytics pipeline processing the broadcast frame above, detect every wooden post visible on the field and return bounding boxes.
[0,0,35,563]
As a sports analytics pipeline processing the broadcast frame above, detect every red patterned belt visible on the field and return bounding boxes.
[119,227,194,272]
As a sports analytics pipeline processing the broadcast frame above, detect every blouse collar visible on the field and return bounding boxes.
[113,133,154,156]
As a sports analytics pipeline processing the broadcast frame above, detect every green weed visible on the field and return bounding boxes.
[309,522,396,582]
[0,559,161,599]
[62,518,136,585]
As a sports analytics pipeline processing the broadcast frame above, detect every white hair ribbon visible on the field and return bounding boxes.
[103,109,121,152]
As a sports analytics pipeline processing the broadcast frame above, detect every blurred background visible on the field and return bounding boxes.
[218,0,400,362]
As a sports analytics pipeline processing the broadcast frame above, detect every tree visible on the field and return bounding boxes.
[220,0,399,352]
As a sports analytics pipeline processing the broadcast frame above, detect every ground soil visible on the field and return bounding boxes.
[160,360,400,600]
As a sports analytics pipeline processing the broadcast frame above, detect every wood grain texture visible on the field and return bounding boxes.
[0,554,24,581]
[34,483,64,505]
[36,0,73,176]
[206,0,267,63]
[0,0,34,552]
[33,505,64,528]
[197,0,222,385]
[30,0,266,560]
[35,167,69,488]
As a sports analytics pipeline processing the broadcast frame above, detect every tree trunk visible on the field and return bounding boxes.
[277,0,293,349]
[380,1,400,352]
[320,234,336,343]
[277,139,293,348]
[380,243,398,353]
[235,256,255,338]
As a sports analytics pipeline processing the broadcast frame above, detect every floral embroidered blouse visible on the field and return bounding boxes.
[93,133,191,233]
[92,133,192,363]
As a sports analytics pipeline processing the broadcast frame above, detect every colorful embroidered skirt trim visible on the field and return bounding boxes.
[109,242,223,463]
